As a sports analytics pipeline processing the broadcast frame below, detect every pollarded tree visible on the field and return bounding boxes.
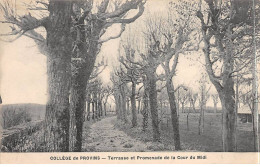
[111,69,128,123]
[119,45,142,127]
[135,75,150,132]
[0,0,146,152]
[70,58,106,151]
[69,0,146,151]
[196,0,259,151]
[0,0,75,152]
[120,9,197,142]
[141,0,201,149]
[121,39,163,142]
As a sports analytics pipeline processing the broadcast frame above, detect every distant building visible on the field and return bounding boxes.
[237,104,260,123]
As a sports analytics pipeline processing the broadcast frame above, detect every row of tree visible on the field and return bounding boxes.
[111,0,259,152]
[0,0,259,152]
[0,0,146,152]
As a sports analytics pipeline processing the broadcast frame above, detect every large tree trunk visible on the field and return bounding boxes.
[131,82,137,127]
[69,15,103,151]
[166,79,181,150]
[216,27,236,152]
[200,14,237,152]
[70,63,89,152]
[70,39,96,152]
[45,56,71,152]
[148,73,160,142]
[218,80,236,152]
[44,0,72,152]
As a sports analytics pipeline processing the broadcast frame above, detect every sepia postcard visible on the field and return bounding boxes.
[0,0,259,164]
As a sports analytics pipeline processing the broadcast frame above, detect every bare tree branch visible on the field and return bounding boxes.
[0,1,48,42]
[100,0,143,19]
[99,23,126,43]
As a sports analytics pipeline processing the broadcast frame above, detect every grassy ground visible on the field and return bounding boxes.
[82,112,116,151]
[82,116,152,152]
[114,112,259,152]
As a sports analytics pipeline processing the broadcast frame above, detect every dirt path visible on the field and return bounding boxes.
[82,116,151,152]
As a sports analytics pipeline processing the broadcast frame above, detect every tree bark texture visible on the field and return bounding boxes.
[142,80,149,132]
[218,80,236,152]
[120,84,128,123]
[44,0,73,152]
[69,12,103,151]
[148,72,160,142]
[166,79,181,150]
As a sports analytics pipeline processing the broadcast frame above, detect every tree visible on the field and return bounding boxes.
[1,0,75,151]
[188,90,198,113]
[119,39,162,141]
[211,94,219,113]
[111,70,128,123]
[198,74,211,135]
[126,49,162,141]
[196,0,258,151]
[136,89,142,115]
[187,89,198,131]
[119,1,199,142]
[143,0,200,149]
[86,92,91,121]
[1,106,31,129]
[251,0,259,152]
[69,57,106,151]
[140,76,150,132]
[179,89,189,113]
[102,85,113,116]
[69,0,146,151]
[119,44,143,127]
